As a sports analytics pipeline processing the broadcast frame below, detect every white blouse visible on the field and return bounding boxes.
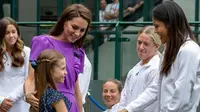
[125,40,200,112]
[104,103,120,112]
[105,3,119,22]
[0,46,30,112]
[79,54,92,104]
[119,54,160,112]
[78,54,92,112]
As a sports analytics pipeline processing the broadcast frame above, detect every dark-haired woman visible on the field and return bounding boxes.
[24,4,92,112]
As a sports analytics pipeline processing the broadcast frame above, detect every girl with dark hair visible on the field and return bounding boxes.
[24,4,92,112]
[119,1,200,112]
[34,49,70,112]
[0,17,30,112]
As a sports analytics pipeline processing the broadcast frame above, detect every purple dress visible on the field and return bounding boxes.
[30,35,85,112]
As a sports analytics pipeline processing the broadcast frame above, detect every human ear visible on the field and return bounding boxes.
[63,21,68,29]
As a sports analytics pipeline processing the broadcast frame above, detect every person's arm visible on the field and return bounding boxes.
[75,79,83,112]
[24,63,35,94]
[112,10,119,19]
[99,10,103,22]
[24,36,40,98]
[104,4,119,20]
[104,4,110,19]
[119,74,160,112]
[8,83,25,102]
[24,63,39,109]
[118,71,132,111]
[126,1,144,13]
[24,36,47,110]
[53,99,68,112]
[112,3,119,19]
[78,55,92,104]
[104,4,113,20]
[145,70,159,88]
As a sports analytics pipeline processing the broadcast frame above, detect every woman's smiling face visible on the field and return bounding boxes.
[152,16,168,44]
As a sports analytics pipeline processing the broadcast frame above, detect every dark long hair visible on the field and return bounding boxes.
[0,17,24,71]
[49,4,92,48]
[152,1,194,75]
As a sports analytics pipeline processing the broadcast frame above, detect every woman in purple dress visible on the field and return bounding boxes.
[24,4,92,112]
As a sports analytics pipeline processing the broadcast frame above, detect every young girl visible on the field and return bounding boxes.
[33,49,71,112]
[0,17,30,112]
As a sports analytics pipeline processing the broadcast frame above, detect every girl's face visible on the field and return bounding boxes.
[51,58,67,83]
[63,17,88,43]
[102,81,120,109]
[137,33,158,64]
[4,24,18,48]
[152,16,168,44]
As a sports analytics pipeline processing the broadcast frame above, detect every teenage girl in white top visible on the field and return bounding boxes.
[0,17,30,112]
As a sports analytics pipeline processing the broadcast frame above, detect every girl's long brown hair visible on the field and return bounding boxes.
[0,17,24,71]
[30,49,65,112]
[34,49,65,110]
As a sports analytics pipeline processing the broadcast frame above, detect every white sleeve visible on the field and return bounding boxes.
[164,47,200,111]
[118,71,132,110]
[116,3,119,10]
[99,11,102,22]
[105,4,111,12]
[125,74,160,112]
[145,69,159,89]
[78,54,92,104]
[7,46,30,102]
[7,83,24,102]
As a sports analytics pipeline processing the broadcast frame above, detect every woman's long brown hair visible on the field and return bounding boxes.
[0,17,24,71]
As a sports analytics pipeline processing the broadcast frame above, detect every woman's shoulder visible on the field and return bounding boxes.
[32,34,51,42]
[179,40,200,55]
[77,47,85,55]
[23,46,30,52]
[23,46,31,58]
[74,47,85,60]
[31,35,56,48]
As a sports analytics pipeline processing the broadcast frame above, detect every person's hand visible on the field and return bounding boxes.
[118,109,128,112]
[0,106,7,112]
[25,91,39,110]
[0,98,13,111]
